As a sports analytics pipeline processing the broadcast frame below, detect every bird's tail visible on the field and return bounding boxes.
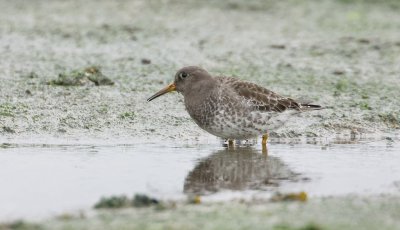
[299,103,323,110]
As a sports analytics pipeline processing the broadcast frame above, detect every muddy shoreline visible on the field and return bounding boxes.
[1,0,400,142]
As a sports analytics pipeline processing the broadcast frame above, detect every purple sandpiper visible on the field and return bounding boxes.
[147,66,321,147]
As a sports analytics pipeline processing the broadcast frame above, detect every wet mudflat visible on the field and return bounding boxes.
[1,0,400,228]
[1,137,399,221]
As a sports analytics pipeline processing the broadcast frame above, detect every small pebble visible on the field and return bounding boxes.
[332,70,345,75]
[141,58,151,64]
[270,44,286,49]
[358,38,370,44]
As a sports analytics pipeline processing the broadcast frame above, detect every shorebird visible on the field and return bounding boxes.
[147,66,321,148]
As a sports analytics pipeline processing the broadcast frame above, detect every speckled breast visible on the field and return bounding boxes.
[185,94,272,140]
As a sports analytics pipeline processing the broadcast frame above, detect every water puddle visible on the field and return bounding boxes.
[0,137,399,220]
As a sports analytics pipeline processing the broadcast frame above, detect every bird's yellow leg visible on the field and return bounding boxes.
[228,139,234,148]
[262,134,269,155]
[262,145,268,155]
[262,134,268,146]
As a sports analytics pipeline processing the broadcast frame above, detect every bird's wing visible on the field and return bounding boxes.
[219,76,301,112]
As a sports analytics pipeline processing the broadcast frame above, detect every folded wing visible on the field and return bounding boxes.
[220,77,320,112]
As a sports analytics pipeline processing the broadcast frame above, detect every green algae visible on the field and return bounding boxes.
[0,103,18,117]
[0,221,42,230]
[0,0,399,139]
[379,113,400,129]
[6,195,400,230]
[94,196,130,209]
[118,111,135,120]
[94,194,160,209]
[48,67,114,86]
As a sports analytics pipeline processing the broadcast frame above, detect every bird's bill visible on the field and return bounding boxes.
[147,83,176,102]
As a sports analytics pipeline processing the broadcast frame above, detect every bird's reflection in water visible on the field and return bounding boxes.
[184,147,297,195]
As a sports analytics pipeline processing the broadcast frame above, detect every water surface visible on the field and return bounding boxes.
[0,138,399,220]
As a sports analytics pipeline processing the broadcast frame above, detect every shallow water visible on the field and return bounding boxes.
[0,137,399,221]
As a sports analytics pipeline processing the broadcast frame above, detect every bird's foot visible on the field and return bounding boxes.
[262,134,269,146]
[228,139,234,148]
[262,145,268,155]
[222,139,236,148]
[262,134,269,154]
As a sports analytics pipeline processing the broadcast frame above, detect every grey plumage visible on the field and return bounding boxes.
[148,66,321,140]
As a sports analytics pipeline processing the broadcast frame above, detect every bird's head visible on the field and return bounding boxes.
[147,66,212,101]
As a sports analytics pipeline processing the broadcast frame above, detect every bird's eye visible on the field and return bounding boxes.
[179,72,188,79]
